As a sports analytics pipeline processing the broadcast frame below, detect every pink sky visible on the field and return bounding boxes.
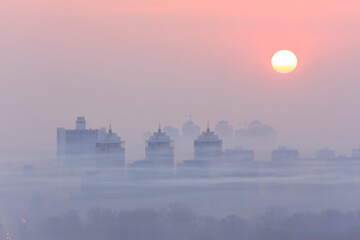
[1,0,360,158]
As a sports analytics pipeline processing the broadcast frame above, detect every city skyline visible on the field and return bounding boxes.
[1,0,360,158]
[1,1,360,239]
[56,116,360,163]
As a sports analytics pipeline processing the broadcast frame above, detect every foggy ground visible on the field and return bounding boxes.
[1,157,360,239]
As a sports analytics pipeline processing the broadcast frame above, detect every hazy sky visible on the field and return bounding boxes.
[1,0,360,157]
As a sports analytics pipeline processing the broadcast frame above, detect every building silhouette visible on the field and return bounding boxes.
[235,120,277,148]
[316,148,335,160]
[57,116,106,155]
[182,116,201,140]
[194,124,222,162]
[215,120,234,149]
[145,125,174,168]
[271,146,299,161]
[163,126,179,140]
[222,147,254,162]
[95,125,125,167]
[76,116,86,130]
[177,116,201,161]
[235,120,277,161]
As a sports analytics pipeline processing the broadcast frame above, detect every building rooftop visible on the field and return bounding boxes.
[195,127,221,142]
[99,126,123,144]
[146,126,172,143]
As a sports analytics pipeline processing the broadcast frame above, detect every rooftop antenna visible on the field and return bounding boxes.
[109,121,112,134]
[207,120,210,132]
[158,121,161,133]
[185,114,192,122]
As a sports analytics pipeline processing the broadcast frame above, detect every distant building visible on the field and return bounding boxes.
[352,148,360,159]
[235,120,277,161]
[271,146,299,161]
[163,126,179,140]
[182,118,201,140]
[316,148,335,160]
[235,120,277,149]
[222,147,254,162]
[76,116,86,130]
[57,117,106,155]
[215,120,234,149]
[215,120,233,139]
[95,126,125,167]
[145,125,174,168]
[194,125,222,162]
[176,116,201,161]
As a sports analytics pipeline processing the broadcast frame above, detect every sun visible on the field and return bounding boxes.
[271,50,297,73]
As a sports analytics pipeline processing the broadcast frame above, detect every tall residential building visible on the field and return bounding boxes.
[194,125,222,162]
[95,126,125,166]
[57,116,106,155]
[145,125,174,167]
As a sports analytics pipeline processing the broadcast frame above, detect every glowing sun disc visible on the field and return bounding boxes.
[271,50,297,73]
